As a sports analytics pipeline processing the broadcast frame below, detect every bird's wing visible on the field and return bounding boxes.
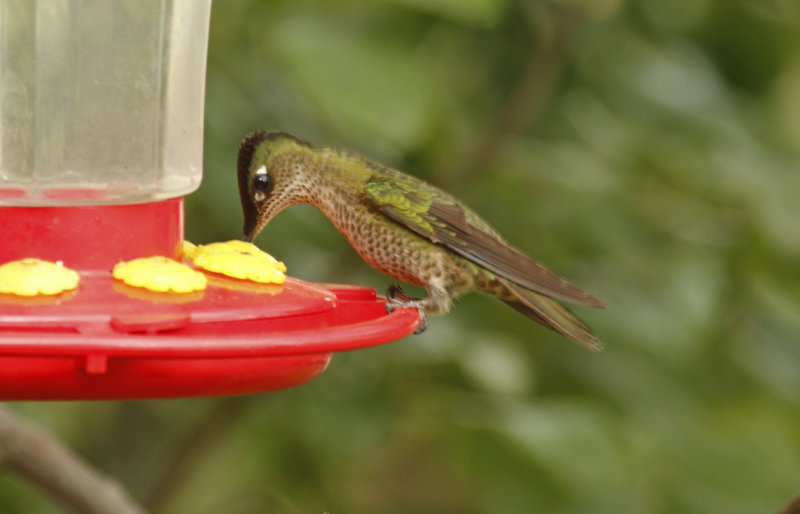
[365,174,604,308]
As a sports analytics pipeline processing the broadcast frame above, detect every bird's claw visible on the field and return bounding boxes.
[385,284,429,334]
[386,284,422,303]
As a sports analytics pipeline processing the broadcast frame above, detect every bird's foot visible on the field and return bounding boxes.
[385,284,429,334]
[386,284,422,303]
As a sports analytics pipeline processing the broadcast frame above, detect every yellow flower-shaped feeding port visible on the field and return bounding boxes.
[0,258,80,296]
[113,256,207,293]
[184,240,287,284]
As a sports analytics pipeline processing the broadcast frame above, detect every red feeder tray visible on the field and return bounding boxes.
[0,198,421,400]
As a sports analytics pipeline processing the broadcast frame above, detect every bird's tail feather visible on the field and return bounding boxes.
[501,281,602,351]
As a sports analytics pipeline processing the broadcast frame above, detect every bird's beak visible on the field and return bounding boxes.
[242,219,257,243]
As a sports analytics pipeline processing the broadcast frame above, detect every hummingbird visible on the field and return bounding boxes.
[237,131,605,349]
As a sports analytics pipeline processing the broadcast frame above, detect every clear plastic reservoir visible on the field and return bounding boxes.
[0,0,211,205]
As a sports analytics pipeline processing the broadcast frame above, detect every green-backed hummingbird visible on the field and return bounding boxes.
[237,131,605,349]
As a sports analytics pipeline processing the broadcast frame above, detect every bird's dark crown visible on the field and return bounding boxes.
[237,131,312,207]
[237,131,311,182]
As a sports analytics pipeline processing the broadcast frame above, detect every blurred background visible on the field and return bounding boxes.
[4,0,800,512]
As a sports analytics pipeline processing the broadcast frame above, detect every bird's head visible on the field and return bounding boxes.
[237,131,314,242]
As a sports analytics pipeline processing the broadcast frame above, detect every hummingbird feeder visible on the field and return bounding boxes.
[0,0,420,400]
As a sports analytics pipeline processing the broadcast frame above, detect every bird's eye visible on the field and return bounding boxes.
[252,173,271,193]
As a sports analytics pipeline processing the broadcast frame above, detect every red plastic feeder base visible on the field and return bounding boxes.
[0,199,421,400]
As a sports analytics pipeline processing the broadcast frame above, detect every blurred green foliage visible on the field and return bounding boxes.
[5,0,800,512]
